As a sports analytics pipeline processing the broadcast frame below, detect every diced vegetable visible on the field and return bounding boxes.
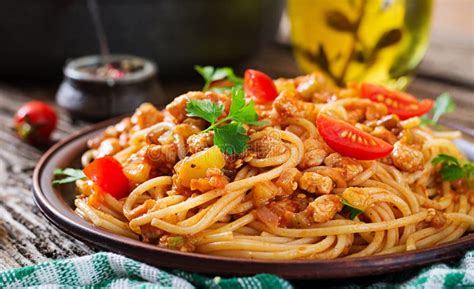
[175,145,225,187]
[83,156,130,199]
[244,69,278,103]
[316,114,393,160]
[360,83,433,120]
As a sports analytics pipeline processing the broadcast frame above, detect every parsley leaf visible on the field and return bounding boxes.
[228,87,265,125]
[185,87,265,155]
[432,154,460,166]
[432,154,474,187]
[341,198,364,220]
[52,168,85,185]
[194,65,243,92]
[186,99,224,124]
[421,93,456,126]
[214,123,250,155]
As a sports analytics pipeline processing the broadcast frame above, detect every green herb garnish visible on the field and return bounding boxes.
[421,93,456,126]
[341,198,364,220]
[52,168,86,185]
[194,65,243,92]
[186,87,265,155]
[167,236,185,249]
[432,154,474,187]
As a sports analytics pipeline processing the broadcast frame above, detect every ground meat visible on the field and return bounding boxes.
[166,91,230,123]
[273,90,319,121]
[324,152,343,167]
[96,138,122,157]
[145,143,178,174]
[189,168,229,193]
[87,117,133,149]
[371,126,397,145]
[257,196,314,228]
[223,152,249,171]
[298,172,334,195]
[146,126,171,145]
[345,101,388,123]
[365,103,387,121]
[285,124,306,137]
[343,161,364,181]
[252,181,282,207]
[428,210,447,229]
[391,141,424,173]
[249,134,286,159]
[174,123,202,140]
[131,103,164,129]
[140,224,164,244]
[300,148,328,169]
[376,114,402,132]
[312,169,345,189]
[341,187,371,210]
[346,108,366,124]
[298,139,328,169]
[182,117,208,130]
[275,168,302,194]
[186,131,214,154]
[324,153,364,181]
[308,195,343,223]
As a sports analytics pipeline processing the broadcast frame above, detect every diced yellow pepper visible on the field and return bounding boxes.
[297,73,321,97]
[175,145,225,187]
[274,78,296,94]
[123,162,152,184]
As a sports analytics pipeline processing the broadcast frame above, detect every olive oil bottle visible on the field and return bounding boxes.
[288,0,432,89]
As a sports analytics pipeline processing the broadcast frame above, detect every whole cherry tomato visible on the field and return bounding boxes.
[14,101,57,144]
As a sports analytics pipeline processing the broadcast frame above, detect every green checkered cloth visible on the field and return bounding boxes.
[0,251,473,288]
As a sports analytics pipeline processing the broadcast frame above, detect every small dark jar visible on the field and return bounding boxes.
[56,55,162,121]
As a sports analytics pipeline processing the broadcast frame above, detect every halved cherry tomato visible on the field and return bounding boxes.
[244,69,278,103]
[83,156,130,199]
[360,83,433,120]
[209,79,234,89]
[316,114,393,160]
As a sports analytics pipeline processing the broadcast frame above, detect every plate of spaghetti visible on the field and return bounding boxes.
[33,67,474,279]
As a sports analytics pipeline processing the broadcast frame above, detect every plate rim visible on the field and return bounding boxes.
[32,118,474,279]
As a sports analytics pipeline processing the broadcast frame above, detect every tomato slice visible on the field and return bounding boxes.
[244,69,278,103]
[316,114,393,160]
[83,156,130,199]
[360,83,433,120]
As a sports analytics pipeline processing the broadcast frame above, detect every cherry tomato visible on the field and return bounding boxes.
[83,156,130,199]
[360,83,433,120]
[209,79,234,89]
[316,114,393,160]
[14,101,57,144]
[244,69,278,103]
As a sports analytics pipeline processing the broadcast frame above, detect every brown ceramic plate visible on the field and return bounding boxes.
[32,118,474,279]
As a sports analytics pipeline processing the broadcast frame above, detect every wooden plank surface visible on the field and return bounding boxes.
[0,45,472,271]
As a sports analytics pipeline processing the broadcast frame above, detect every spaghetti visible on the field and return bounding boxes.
[71,72,474,259]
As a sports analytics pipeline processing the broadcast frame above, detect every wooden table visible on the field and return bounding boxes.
[0,45,472,277]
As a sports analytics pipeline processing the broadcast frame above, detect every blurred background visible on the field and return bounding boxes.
[0,0,472,128]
